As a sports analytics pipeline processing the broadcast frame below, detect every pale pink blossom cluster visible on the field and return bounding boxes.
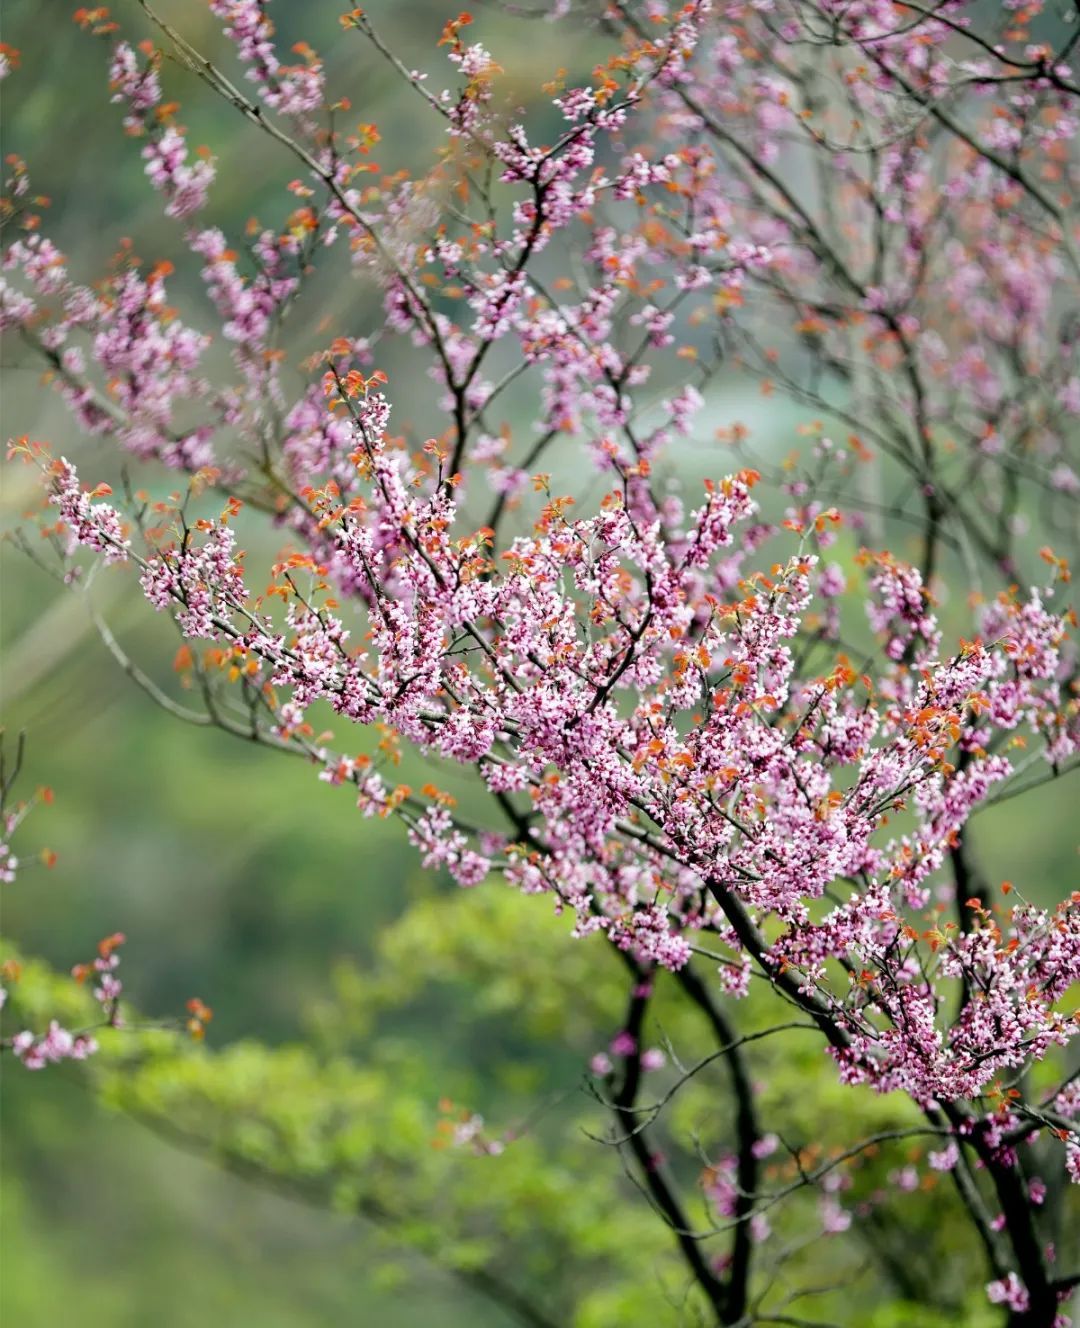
[210,0,324,117]
[48,458,129,564]
[4,2,1080,1317]
[110,42,214,218]
[4,933,126,1072]
[10,1020,98,1071]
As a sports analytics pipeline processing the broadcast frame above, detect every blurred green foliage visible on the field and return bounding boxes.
[0,902,1020,1328]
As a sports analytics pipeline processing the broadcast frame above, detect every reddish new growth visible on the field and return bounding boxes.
[2,2,1079,1323]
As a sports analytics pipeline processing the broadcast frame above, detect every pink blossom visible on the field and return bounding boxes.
[986,1273,1030,1313]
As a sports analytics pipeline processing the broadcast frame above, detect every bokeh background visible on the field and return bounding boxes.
[2,3,1077,1325]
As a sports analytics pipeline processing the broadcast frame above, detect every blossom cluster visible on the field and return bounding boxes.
[107,39,214,218]
[3,2,1079,1318]
[4,932,124,1071]
[210,0,324,117]
[7,0,1077,1120]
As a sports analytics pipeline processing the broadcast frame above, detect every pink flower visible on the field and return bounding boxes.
[928,1141,959,1172]
[820,1197,851,1235]
[610,1031,637,1058]
[986,1273,1030,1313]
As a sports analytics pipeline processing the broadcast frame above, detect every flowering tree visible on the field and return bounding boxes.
[2,1,1079,1324]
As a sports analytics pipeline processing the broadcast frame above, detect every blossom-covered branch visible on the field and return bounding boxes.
[3,3,1079,1323]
